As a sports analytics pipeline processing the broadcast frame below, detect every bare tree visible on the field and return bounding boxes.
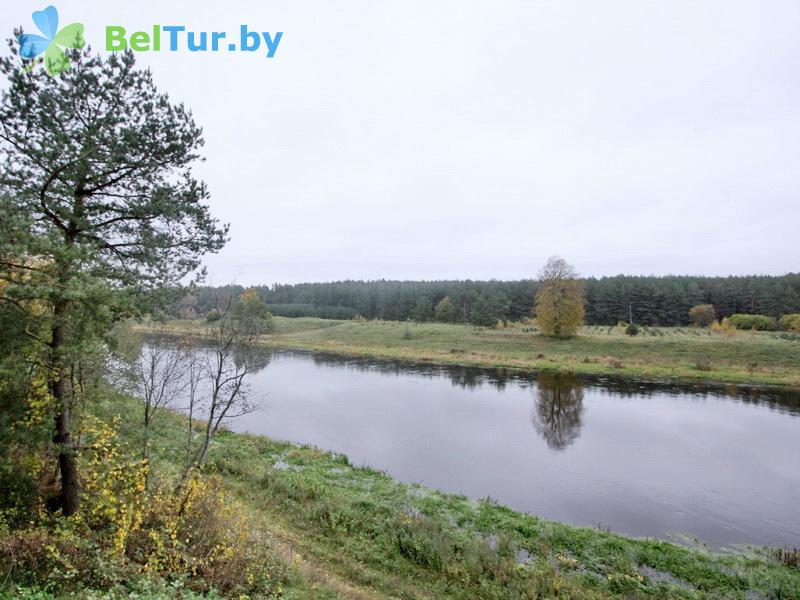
[184,342,204,471]
[182,292,259,479]
[136,332,187,461]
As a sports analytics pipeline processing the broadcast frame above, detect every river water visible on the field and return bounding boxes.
[156,344,800,549]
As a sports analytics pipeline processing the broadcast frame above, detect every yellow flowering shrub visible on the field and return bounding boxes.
[79,416,149,558]
[0,416,288,596]
[710,317,737,337]
[134,474,284,595]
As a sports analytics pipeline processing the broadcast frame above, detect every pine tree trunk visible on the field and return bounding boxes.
[51,298,79,516]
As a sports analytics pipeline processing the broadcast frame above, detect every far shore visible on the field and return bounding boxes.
[133,317,800,389]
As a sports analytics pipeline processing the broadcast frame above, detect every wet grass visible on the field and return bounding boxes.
[144,318,800,388]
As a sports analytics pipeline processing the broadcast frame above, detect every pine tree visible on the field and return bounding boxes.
[0,46,227,514]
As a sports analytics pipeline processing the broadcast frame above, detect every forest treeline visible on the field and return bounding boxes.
[185,273,800,326]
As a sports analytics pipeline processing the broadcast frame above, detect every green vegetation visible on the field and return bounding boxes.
[625,323,640,336]
[534,256,585,338]
[147,317,800,388]
[688,304,716,327]
[0,47,227,515]
[779,314,800,332]
[2,23,798,600]
[233,288,275,335]
[434,296,461,323]
[5,390,799,599]
[183,273,800,326]
[268,303,360,320]
[728,314,778,331]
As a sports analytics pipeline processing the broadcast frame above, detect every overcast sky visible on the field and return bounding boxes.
[5,1,800,284]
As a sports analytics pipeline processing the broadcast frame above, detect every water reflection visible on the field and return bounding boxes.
[278,348,800,417]
[239,345,272,373]
[143,337,800,422]
[531,373,584,450]
[138,338,800,547]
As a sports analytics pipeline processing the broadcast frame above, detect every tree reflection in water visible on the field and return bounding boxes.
[531,373,584,451]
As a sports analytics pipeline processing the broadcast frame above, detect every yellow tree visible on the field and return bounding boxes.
[534,256,584,338]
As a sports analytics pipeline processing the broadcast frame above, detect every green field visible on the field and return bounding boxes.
[145,317,800,388]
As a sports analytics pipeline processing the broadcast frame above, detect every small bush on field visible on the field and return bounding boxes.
[624,323,639,336]
[728,314,777,331]
[779,314,800,332]
[689,304,716,327]
[711,317,737,337]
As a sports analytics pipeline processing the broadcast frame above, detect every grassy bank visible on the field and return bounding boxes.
[9,391,800,599]
[141,317,800,388]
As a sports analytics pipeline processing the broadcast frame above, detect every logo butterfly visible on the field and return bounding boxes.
[18,6,85,76]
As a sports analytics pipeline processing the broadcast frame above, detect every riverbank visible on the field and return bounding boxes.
[138,317,800,389]
[11,390,798,599]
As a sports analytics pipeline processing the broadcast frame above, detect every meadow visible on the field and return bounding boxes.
[146,317,800,389]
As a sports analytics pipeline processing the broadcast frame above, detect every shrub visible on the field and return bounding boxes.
[205,309,221,322]
[779,314,800,332]
[0,419,288,597]
[688,304,716,327]
[727,314,776,331]
[624,323,639,336]
[711,317,737,337]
